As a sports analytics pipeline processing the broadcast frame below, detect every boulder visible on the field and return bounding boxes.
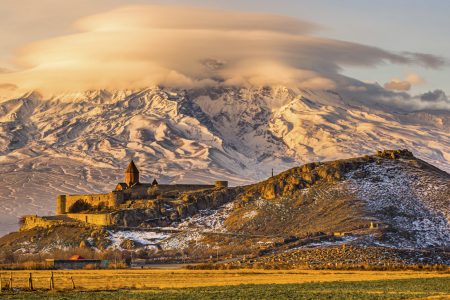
[120,239,142,250]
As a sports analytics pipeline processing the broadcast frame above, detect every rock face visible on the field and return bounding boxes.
[375,149,414,159]
[238,153,375,202]
[109,186,244,227]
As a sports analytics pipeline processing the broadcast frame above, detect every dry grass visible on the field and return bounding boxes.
[0,269,449,291]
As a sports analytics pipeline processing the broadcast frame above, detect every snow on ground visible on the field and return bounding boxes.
[108,230,170,250]
[291,236,359,250]
[107,229,205,251]
[159,231,203,251]
[175,201,235,232]
[348,160,450,248]
[105,201,237,251]
[243,210,258,219]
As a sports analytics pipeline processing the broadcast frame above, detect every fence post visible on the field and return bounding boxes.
[0,273,2,293]
[28,273,33,291]
[70,276,75,290]
[50,271,55,290]
[9,272,12,290]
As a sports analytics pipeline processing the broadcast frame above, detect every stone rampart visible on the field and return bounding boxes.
[20,215,77,231]
[214,181,229,188]
[57,191,124,214]
[66,213,113,226]
[148,184,215,196]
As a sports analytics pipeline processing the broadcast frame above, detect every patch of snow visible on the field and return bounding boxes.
[176,201,234,232]
[160,231,203,250]
[243,210,258,219]
[348,160,450,248]
[108,230,170,249]
[292,236,359,250]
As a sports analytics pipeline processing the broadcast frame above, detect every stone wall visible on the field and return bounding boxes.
[20,215,77,231]
[20,213,113,230]
[66,213,113,226]
[148,184,215,196]
[214,181,229,188]
[125,184,153,200]
[56,182,228,213]
[57,191,124,214]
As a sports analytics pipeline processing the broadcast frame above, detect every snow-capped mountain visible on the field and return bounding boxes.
[0,86,449,235]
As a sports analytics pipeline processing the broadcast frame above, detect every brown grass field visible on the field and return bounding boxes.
[0,269,449,290]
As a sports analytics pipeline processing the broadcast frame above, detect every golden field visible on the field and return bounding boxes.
[1,269,449,291]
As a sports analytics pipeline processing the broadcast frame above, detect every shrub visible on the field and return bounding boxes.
[69,200,93,213]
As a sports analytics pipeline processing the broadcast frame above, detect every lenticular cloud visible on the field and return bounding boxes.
[0,5,445,95]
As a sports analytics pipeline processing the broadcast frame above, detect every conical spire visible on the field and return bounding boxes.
[125,160,139,186]
[125,160,139,174]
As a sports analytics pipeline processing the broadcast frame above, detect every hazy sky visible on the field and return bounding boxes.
[0,0,449,99]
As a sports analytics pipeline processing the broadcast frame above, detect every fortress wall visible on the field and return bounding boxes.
[125,184,152,199]
[214,181,229,188]
[66,213,113,226]
[22,214,114,230]
[56,195,66,215]
[154,184,216,194]
[20,215,69,231]
[58,191,124,214]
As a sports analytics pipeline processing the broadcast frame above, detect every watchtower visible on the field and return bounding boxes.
[125,160,139,187]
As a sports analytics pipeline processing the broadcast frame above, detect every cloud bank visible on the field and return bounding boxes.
[0,5,448,110]
[384,73,426,91]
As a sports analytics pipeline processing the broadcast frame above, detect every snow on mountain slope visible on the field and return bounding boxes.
[0,86,449,235]
[220,151,449,248]
[347,158,450,248]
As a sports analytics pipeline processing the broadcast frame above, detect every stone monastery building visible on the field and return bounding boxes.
[57,160,228,215]
[21,161,228,230]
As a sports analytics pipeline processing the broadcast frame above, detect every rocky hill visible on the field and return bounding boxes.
[225,149,450,249]
[1,150,449,267]
[0,86,449,235]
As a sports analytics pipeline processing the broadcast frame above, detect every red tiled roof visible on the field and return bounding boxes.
[69,255,85,260]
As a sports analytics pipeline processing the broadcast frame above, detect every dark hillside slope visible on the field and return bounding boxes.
[225,150,450,248]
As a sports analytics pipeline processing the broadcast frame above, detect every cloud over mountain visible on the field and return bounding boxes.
[0,5,447,110]
[384,73,425,91]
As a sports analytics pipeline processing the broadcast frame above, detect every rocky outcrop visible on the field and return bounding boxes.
[240,149,419,203]
[110,187,244,227]
[375,149,414,159]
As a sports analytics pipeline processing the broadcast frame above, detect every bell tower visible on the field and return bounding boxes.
[125,160,139,187]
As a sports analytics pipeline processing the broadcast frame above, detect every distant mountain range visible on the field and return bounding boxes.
[0,86,449,235]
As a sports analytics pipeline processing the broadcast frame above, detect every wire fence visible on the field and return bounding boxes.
[0,271,76,292]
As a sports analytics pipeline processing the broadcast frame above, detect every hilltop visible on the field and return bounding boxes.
[0,150,449,268]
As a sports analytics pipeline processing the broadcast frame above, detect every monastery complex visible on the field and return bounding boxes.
[21,161,228,230]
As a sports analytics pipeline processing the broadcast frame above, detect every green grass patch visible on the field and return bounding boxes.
[2,277,449,299]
